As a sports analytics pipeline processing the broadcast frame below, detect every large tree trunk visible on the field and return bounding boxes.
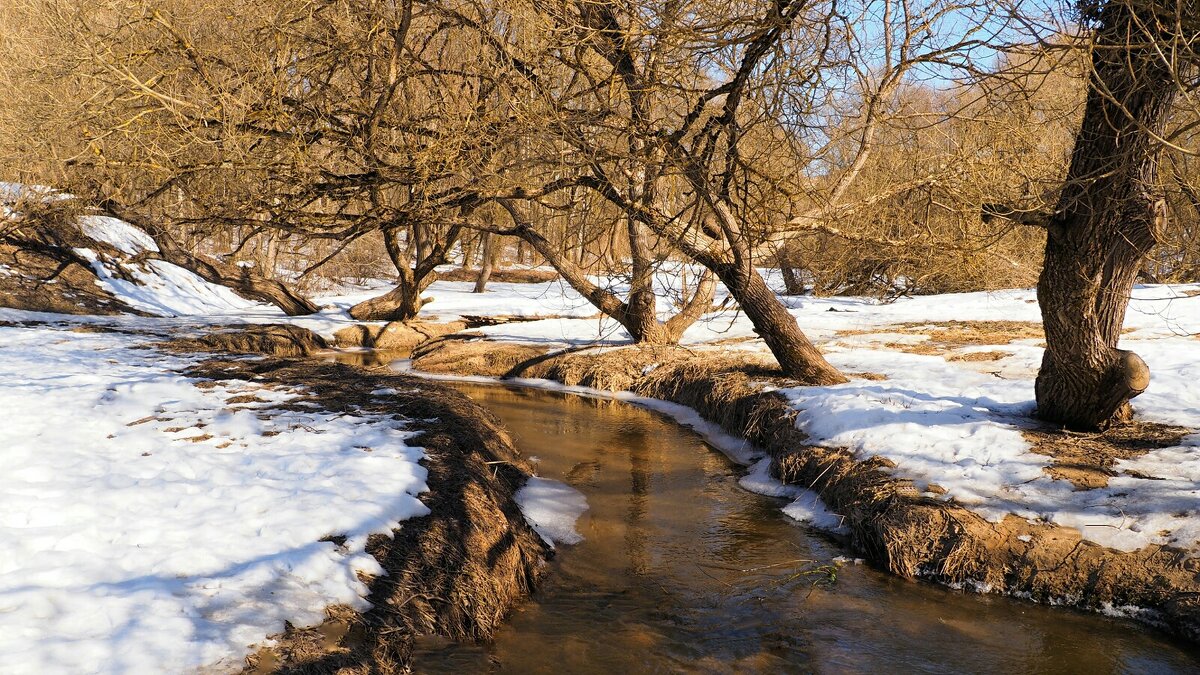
[1035,3,1178,430]
[101,207,320,316]
[715,263,846,385]
[350,223,459,322]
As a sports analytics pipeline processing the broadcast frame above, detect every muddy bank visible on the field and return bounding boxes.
[410,337,1200,643]
[179,354,549,672]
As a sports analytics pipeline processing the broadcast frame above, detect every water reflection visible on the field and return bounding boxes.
[413,383,1199,674]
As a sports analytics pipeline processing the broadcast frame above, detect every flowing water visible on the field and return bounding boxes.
[408,382,1199,674]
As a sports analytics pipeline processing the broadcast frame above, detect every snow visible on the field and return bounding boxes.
[514,477,588,547]
[0,326,430,673]
[740,458,849,534]
[397,276,1200,554]
[78,249,267,317]
[78,215,160,255]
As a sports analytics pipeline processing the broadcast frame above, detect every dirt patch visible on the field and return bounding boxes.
[412,338,1200,643]
[163,324,329,357]
[436,267,559,284]
[0,200,147,315]
[0,242,138,315]
[1024,421,1192,490]
[180,357,548,673]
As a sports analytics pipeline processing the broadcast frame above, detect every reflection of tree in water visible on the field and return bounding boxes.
[622,424,652,578]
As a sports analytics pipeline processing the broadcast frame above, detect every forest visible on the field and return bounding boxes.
[1,0,1199,672]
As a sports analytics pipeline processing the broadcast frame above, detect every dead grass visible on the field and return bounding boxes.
[1024,421,1192,490]
[162,324,329,357]
[436,267,559,284]
[946,350,1010,362]
[173,356,548,674]
[839,320,1044,357]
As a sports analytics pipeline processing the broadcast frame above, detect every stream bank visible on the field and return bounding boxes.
[406,336,1200,644]
[156,333,553,672]
[417,382,1200,672]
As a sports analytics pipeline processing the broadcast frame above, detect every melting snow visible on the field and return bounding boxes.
[0,326,430,673]
[515,477,588,547]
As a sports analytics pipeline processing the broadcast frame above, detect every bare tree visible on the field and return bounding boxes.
[1030,0,1199,429]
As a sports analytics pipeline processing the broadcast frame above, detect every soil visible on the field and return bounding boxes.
[409,337,1200,644]
[0,242,138,315]
[163,324,330,357]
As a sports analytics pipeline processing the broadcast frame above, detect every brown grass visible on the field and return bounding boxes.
[837,321,1044,359]
[946,350,1010,362]
[436,267,559,284]
[162,324,329,357]
[177,356,548,673]
[1024,421,1191,490]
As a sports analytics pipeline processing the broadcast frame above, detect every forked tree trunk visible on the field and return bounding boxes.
[501,209,712,344]
[1035,3,1178,430]
[349,223,459,322]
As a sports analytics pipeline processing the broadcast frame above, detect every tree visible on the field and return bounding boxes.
[1032,0,1198,429]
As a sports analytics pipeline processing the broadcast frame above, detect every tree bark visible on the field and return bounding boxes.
[349,223,459,322]
[100,207,320,316]
[1035,2,1178,429]
[474,232,495,293]
[714,263,846,385]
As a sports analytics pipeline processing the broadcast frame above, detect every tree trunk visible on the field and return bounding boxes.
[623,218,664,342]
[349,223,460,322]
[1035,3,1177,430]
[348,279,427,321]
[101,207,320,316]
[474,232,495,293]
[714,263,846,384]
[780,264,805,295]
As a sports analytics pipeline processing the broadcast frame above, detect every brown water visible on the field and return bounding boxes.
[412,382,1200,674]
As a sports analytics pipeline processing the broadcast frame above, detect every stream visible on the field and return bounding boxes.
[407,382,1199,673]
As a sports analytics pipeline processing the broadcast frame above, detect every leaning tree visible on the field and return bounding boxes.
[1032,0,1199,429]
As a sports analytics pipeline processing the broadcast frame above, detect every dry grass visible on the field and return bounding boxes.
[436,267,559,284]
[1024,421,1192,490]
[946,350,1010,362]
[162,324,329,357]
[174,356,548,674]
[838,320,1044,359]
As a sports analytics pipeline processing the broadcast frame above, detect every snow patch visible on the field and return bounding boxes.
[78,215,159,255]
[0,326,430,672]
[515,477,588,547]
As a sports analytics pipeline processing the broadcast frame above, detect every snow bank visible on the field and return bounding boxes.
[775,290,1200,554]
[515,477,588,547]
[78,215,160,255]
[77,247,266,317]
[0,326,430,673]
